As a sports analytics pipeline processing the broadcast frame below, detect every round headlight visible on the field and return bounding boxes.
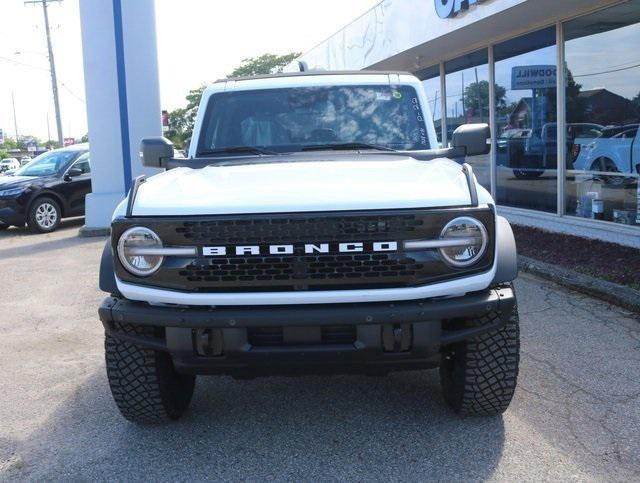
[117,227,164,276]
[439,217,488,268]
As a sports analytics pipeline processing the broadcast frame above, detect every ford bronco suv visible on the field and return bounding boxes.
[99,71,519,424]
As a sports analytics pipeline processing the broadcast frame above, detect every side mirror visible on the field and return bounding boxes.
[451,123,491,156]
[140,137,174,168]
[68,167,83,177]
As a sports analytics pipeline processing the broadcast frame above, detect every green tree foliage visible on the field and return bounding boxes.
[565,71,586,123]
[166,52,301,148]
[463,81,507,118]
[0,137,19,150]
[228,52,301,78]
[632,91,640,112]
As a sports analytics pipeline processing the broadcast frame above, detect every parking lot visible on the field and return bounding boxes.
[1,222,639,481]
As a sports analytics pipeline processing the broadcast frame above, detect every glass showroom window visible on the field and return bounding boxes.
[564,2,640,226]
[420,65,444,147]
[445,49,490,191]
[494,27,557,212]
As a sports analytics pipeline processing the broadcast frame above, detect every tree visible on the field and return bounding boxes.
[564,70,586,123]
[632,91,640,113]
[0,137,19,150]
[166,52,301,148]
[463,81,507,120]
[227,52,301,78]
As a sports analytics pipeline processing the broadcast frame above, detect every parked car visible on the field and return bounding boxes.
[0,144,91,232]
[497,123,602,179]
[572,124,640,183]
[0,158,20,174]
[20,156,32,166]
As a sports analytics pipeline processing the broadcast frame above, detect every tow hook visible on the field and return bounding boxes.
[382,323,412,353]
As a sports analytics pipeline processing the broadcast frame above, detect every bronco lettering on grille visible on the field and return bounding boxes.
[202,241,398,257]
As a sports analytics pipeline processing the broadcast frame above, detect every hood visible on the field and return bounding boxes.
[0,175,39,189]
[131,156,483,216]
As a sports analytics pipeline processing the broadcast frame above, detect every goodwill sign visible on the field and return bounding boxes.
[511,65,557,90]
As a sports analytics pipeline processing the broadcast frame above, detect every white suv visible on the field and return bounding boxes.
[99,71,520,423]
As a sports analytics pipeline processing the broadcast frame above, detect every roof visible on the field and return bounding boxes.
[216,70,413,83]
[57,143,89,152]
[578,89,607,98]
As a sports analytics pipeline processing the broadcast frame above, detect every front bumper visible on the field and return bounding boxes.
[99,285,515,376]
[0,198,26,226]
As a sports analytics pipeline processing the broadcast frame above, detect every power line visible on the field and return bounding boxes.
[0,55,49,71]
[573,62,640,78]
[60,82,86,103]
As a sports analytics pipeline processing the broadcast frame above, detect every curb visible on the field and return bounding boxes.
[518,255,640,314]
[78,226,110,237]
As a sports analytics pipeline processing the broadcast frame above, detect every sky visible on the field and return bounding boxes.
[0,0,379,142]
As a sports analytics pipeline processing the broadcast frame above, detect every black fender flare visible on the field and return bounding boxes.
[99,240,122,297]
[492,216,518,284]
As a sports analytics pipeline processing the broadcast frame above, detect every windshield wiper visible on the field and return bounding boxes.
[301,142,397,152]
[198,146,279,157]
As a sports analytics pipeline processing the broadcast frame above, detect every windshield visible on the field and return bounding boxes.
[197,85,430,156]
[15,150,78,177]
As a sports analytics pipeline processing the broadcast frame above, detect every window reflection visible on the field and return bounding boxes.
[420,65,443,147]
[565,1,640,224]
[445,49,490,191]
[494,27,557,213]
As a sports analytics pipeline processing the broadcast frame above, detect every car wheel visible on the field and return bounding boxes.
[440,288,520,416]
[591,158,626,186]
[28,197,61,233]
[513,169,544,179]
[105,323,196,424]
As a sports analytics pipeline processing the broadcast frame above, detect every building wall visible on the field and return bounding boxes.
[295,0,640,244]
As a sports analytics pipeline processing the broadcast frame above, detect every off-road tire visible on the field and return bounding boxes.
[440,297,520,416]
[105,323,196,424]
[27,196,61,233]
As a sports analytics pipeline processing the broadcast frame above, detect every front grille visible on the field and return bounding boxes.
[178,253,422,288]
[112,208,495,292]
[248,326,357,347]
[175,214,424,244]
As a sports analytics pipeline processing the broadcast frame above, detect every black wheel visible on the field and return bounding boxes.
[440,294,520,416]
[591,158,626,186]
[27,197,61,233]
[513,168,543,179]
[105,323,196,424]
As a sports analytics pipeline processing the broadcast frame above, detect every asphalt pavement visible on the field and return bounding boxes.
[1,221,639,481]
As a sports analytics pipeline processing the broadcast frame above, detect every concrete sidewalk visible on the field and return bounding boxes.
[1,222,639,481]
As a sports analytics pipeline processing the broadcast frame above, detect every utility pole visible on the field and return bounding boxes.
[25,0,63,146]
[11,92,19,143]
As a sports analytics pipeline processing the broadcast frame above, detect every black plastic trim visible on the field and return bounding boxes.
[125,175,146,217]
[492,216,519,284]
[99,286,515,330]
[462,163,479,207]
[99,240,122,297]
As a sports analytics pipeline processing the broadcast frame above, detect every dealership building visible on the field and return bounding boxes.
[293,0,640,247]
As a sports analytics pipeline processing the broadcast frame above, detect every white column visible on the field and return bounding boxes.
[439,62,447,146]
[488,44,497,200]
[79,0,161,233]
[556,21,567,217]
